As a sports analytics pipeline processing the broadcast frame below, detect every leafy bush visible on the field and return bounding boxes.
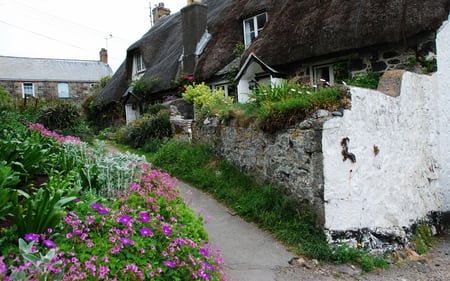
[117,111,172,148]
[0,85,12,110]
[346,72,381,89]
[183,83,233,120]
[37,103,81,131]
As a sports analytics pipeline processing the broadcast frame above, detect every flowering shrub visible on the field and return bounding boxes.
[28,123,81,144]
[173,74,194,95]
[1,122,226,280]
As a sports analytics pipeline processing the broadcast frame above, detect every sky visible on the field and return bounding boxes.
[0,0,186,71]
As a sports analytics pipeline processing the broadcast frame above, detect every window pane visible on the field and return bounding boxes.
[256,13,267,30]
[23,83,34,96]
[58,83,69,98]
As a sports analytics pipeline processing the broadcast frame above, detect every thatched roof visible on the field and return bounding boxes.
[96,0,450,106]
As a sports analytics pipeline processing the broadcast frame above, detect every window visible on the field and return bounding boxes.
[58,83,70,98]
[243,12,267,48]
[313,65,334,86]
[133,53,145,79]
[22,83,35,97]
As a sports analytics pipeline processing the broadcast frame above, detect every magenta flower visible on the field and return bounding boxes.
[162,225,171,236]
[139,227,153,237]
[163,260,176,268]
[139,212,150,223]
[118,215,131,225]
[203,261,214,271]
[24,233,39,242]
[121,237,134,245]
[97,206,109,215]
[43,239,56,248]
[91,203,102,209]
[199,247,209,257]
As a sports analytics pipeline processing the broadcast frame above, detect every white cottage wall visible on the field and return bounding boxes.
[322,16,450,234]
[436,17,450,211]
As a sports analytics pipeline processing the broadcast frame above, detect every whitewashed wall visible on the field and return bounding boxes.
[436,18,450,211]
[322,17,450,234]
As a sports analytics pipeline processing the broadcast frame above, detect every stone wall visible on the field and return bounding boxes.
[0,80,96,106]
[194,113,332,223]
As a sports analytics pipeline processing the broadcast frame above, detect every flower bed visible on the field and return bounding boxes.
[0,121,226,280]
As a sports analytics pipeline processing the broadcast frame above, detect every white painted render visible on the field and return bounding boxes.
[322,17,450,232]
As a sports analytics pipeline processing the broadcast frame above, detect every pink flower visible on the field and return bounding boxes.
[163,260,176,268]
[139,227,153,237]
[121,237,134,245]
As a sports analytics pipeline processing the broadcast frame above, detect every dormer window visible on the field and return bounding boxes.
[243,12,268,48]
[132,53,145,80]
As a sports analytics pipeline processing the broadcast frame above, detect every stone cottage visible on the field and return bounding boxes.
[0,49,113,105]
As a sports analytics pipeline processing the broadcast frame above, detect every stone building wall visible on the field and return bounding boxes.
[0,80,96,106]
[194,113,333,224]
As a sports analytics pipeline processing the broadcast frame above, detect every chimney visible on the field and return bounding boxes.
[99,48,108,64]
[187,0,202,5]
[152,2,171,25]
[181,2,207,75]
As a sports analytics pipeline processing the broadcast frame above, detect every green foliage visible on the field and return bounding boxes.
[130,77,155,101]
[412,223,435,254]
[14,183,77,237]
[232,42,245,57]
[146,103,168,115]
[37,103,81,131]
[117,111,173,148]
[249,83,344,132]
[0,85,12,110]
[183,83,233,120]
[346,72,381,89]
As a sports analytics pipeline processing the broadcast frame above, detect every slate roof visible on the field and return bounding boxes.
[96,0,450,106]
[0,56,113,82]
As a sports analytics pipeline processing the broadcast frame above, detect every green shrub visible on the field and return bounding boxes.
[346,72,381,89]
[117,112,172,148]
[0,86,12,110]
[183,83,233,120]
[37,103,81,131]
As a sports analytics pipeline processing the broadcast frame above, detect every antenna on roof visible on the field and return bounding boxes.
[149,2,153,27]
[104,34,112,49]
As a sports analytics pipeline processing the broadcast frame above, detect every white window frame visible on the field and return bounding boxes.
[243,12,268,48]
[57,82,70,98]
[312,64,334,86]
[132,53,146,80]
[22,83,35,98]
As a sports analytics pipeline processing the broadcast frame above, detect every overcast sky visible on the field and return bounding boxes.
[0,0,185,71]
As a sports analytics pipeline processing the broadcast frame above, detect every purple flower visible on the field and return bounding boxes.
[24,233,39,242]
[163,260,176,268]
[203,261,214,271]
[118,215,131,225]
[97,206,109,215]
[91,203,102,209]
[162,225,171,236]
[199,247,209,257]
[140,227,153,237]
[43,239,56,248]
[121,237,134,245]
[140,212,150,223]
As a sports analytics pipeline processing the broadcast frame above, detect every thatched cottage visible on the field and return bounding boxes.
[95,0,450,125]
